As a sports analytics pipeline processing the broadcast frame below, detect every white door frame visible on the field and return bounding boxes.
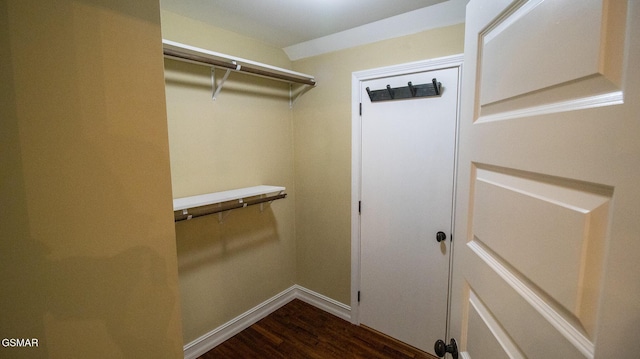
[350,54,464,325]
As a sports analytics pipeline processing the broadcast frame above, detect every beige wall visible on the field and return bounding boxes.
[161,9,464,345]
[161,11,298,343]
[0,0,183,358]
[292,23,465,304]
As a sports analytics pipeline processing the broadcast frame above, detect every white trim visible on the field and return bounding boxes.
[163,39,315,81]
[173,185,285,211]
[182,285,351,359]
[350,54,464,327]
[469,290,526,358]
[284,0,467,61]
[353,54,465,81]
[476,91,624,124]
[467,240,594,358]
[294,285,352,322]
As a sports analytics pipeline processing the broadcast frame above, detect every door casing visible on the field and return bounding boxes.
[350,54,464,325]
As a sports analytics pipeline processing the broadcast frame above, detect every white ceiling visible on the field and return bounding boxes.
[160,0,467,60]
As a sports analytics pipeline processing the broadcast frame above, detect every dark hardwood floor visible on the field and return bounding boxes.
[198,299,438,359]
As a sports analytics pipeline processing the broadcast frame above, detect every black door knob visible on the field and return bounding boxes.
[434,338,458,359]
[436,231,447,243]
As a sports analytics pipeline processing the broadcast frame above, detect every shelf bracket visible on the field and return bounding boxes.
[218,202,232,223]
[163,40,316,105]
[212,65,238,101]
[259,190,285,212]
[217,203,225,223]
[218,198,251,223]
[290,84,313,109]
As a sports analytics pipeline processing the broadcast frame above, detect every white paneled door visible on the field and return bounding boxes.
[360,67,460,354]
[448,1,640,358]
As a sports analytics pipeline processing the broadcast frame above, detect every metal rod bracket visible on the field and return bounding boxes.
[212,66,235,100]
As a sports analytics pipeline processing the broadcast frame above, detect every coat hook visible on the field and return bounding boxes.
[408,82,416,97]
[386,85,394,99]
[366,80,445,102]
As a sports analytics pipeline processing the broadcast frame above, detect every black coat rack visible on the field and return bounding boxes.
[366,78,442,102]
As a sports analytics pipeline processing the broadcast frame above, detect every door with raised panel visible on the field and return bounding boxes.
[447,0,640,358]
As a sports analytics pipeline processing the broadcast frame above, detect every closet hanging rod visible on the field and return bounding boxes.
[174,193,287,222]
[163,47,238,71]
[162,39,316,87]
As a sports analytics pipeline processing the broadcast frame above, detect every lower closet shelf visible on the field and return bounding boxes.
[173,185,286,222]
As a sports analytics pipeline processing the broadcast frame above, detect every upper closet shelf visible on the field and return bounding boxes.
[163,39,316,105]
[173,185,286,222]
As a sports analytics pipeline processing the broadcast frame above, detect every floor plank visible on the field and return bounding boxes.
[198,299,438,359]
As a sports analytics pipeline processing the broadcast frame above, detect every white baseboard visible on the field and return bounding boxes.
[292,285,351,322]
[183,285,351,359]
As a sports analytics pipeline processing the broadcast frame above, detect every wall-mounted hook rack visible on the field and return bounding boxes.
[366,78,442,102]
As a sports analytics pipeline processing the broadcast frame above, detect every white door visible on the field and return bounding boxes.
[448,1,640,358]
[360,67,459,353]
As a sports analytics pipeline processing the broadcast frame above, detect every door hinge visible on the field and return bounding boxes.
[358,291,361,302]
[358,201,361,214]
[359,102,362,116]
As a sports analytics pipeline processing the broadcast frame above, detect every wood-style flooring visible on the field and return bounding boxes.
[198,299,438,359]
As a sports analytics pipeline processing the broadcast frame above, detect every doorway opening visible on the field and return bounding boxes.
[350,55,463,353]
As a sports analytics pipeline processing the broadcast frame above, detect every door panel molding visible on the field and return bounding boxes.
[452,0,640,358]
[478,0,626,110]
[466,289,525,359]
